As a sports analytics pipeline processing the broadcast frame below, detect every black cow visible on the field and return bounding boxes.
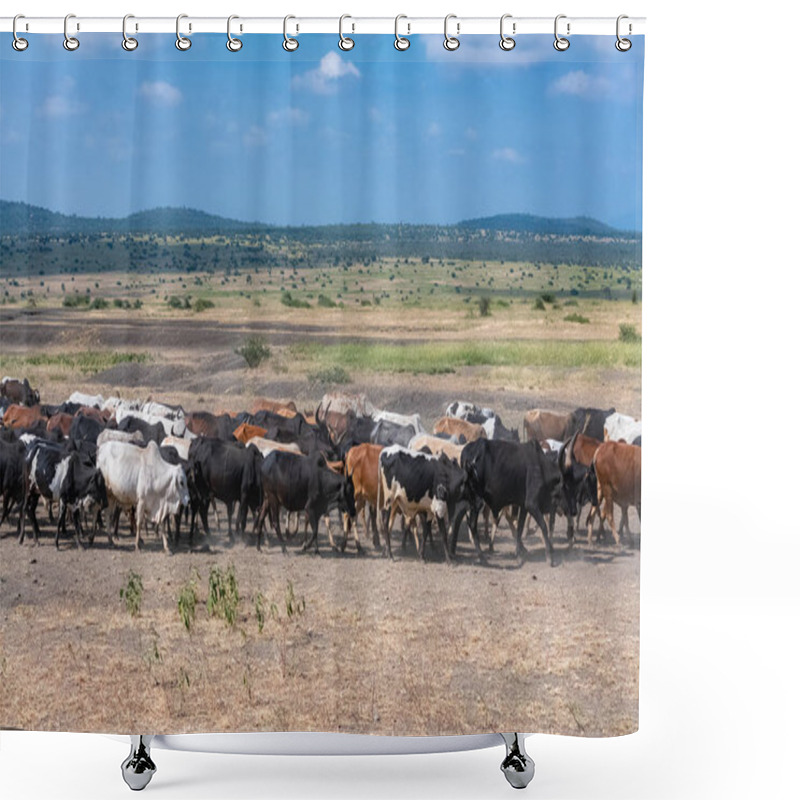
[69,414,106,446]
[254,451,356,554]
[370,420,417,448]
[20,441,108,548]
[564,407,616,442]
[457,439,562,565]
[189,438,261,541]
[377,447,474,562]
[0,438,26,534]
[117,415,166,444]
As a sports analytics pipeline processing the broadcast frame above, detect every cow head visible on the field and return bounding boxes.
[171,468,191,510]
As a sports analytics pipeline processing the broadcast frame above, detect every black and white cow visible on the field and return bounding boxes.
[376,445,474,562]
[20,441,108,548]
[457,439,562,565]
[254,450,356,554]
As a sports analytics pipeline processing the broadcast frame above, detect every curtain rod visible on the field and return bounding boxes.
[0,16,645,36]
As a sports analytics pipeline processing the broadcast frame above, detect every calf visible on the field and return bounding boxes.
[588,441,641,546]
[3,404,46,430]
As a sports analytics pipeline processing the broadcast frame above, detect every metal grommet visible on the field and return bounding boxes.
[12,14,28,51]
[554,14,570,51]
[615,14,632,51]
[175,13,191,51]
[443,14,460,51]
[338,14,354,51]
[499,13,515,51]
[283,15,299,51]
[226,15,242,51]
[394,14,410,51]
[63,13,79,51]
[122,14,138,51]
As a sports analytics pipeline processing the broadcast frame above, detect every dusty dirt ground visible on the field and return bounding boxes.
[0,304,640,737]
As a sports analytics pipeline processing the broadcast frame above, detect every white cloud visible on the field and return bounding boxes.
[291,52,360,94]
[551,69,613,98]
[267,107,309,126]
[39,95,82,119]
[138,81,182,107]
[492,147,526,164]
[243,125,269,148]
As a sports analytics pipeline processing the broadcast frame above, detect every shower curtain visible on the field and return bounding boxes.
[0,29,643,738]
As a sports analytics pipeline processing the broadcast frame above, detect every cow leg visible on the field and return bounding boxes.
[412,516,424,560]
[528,506,555,566]
[324,514,336,550]
[369,505,379,549]
[301,511,320,555]
[134,503,146,552]
[20,493,41,546]
[514,508,529,559]
[55,500,67,550]
[157,523,170,554]
[602,497,620,547]
[437,516,452,564]
[383,505,397,561]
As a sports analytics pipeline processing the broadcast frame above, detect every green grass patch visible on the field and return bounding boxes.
[0,350,149,374]
[307,365,352,384]
[618,323,642,343]
[193,297,215,312]
[280,291,311,309]
[235,337,270,368]
[564,313,590,324]
[292,339,641,374]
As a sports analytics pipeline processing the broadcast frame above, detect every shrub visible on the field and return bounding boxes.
[63,294,90,308]
[193,297,215,312]
[632,288,639,304]
[90,297,108,310]
[235,337,270,368]
[177,570,199,632]
[317,294,336,308]
[307,365,351,385]
[479,296,491,317]
[564,313,590,324]
[120,571,143,617]
[207,565,239,628]
[563,299,579,307]
[619,323,641,342]
[533,297,546,311]
[540,292,556,304]
[280,291,311,309]
[167,295,191,310]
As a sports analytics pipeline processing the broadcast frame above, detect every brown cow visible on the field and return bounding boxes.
[0,378,39,406]
[233,422,268,444]
[46,412,74,436]
[77,405,110,424]
[250,398,298,416]
[523,409,570,443]
[2,404,45,429]
[341,443,383,553]
[432,417,487,443]
[588,441,641,546]
[409,433,465,461]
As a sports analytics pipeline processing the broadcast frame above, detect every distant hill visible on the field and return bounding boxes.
[457,213,629,238]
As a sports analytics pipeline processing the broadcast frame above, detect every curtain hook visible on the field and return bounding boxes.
[443,14,460,51]
[176,13,191,51]
[394,14,410,51]
[615,14,632,51]
[227,15,243,51]
[122,14,138,51]
[63,13,79,51]
[339,14,354,51]
[553,14,570,51]
[499,14,515,51]
[283,15,299,51]
[12,14,28,51]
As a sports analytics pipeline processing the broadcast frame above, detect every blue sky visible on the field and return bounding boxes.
[0,34,643,230]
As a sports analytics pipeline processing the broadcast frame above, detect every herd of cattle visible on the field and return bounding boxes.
[0,375,642,565]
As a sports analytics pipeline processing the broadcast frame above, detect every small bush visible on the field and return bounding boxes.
[193,297,215,313]
[167,295,191,310]
[564,313,590,324]
[236,337,270,368]
[280,291,311,309]
[307,365,351,385]
[540,292,556,304]
[120,571,143,617]
[533,297,546,311]
[479,296,491,317]
[177,570,199,632]
[207,564,239,628]
[632,288,639,304]
[63,294,91,309]
[317,294,336,308]
[619,323,641,343]
[90,297,108,310]
[563,299,579,307]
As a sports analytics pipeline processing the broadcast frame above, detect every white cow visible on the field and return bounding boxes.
[96,429,145,449]
[97,440,190,552]
[445,401,495,420]
[319,391,375,418]
[68,391,104,409]
[246,437,302,457]
[141,400,185,420]
[604,412,642,444]
[102,396,141,416]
